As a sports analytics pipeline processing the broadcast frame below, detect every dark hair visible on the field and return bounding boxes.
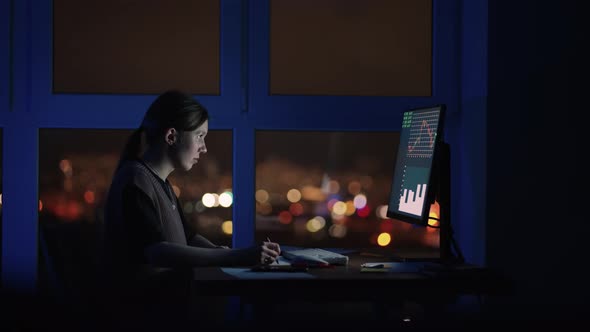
[116,90,209,170]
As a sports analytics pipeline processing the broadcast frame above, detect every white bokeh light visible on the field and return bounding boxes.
[219,192,233,207]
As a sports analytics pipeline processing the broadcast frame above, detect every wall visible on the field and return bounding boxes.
[487,0,587,321]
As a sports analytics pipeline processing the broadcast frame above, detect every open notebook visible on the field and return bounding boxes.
[282,248,349,266]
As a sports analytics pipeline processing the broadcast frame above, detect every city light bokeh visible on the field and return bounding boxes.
[34,128,441,281]
[254,131,440,256]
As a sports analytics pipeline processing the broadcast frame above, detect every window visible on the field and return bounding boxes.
[37,129,232,294]
[270,0,432,96]
[53,0,220,94]
[255,130,439,254]
[3,0,471,291]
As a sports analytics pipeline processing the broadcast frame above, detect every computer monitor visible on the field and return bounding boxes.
[387,104,446,226]
[386,104,458,262]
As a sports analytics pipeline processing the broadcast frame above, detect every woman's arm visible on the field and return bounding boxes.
[173,189,227,249]
[145,241,261,267]
[187,233,227,249]
[123,184,254,267]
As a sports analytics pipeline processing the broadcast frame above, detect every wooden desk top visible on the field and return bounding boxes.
[191,254,513,300]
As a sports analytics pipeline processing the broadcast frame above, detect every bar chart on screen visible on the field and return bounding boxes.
[398,166,429,216]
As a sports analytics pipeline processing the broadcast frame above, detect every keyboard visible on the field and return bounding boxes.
[282,248,349,265]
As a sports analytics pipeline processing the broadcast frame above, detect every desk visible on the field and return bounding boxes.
[190,254,513,325]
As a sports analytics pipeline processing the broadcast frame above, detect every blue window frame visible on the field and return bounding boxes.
[1,0,489,291]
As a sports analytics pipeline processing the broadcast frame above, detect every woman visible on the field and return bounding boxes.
[100,89,280,324]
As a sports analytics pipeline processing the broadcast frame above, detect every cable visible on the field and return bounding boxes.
[427,216,441,228]
[426,216,465,263]
[448,224,465,264]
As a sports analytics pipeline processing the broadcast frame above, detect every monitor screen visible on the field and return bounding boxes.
[386,105,446,226]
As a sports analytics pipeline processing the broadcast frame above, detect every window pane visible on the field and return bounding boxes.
[255,131,440,257]
[38,129,232,294]
[270,0,432,96]
[53,0,220,94]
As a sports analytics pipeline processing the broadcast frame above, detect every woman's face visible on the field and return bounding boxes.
[172,120,208,171]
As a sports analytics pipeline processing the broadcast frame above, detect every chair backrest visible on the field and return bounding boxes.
[38,222,102,310]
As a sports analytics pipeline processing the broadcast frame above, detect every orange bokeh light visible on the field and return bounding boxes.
[428,200,440,227]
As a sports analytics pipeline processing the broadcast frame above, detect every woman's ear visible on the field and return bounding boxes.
[164,128,177,146]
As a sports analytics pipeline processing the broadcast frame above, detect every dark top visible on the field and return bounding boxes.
[102,158,261,285]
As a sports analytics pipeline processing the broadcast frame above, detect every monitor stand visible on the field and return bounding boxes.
[372,141,464,265]
[360,141,464,265]
[432,141,464,265]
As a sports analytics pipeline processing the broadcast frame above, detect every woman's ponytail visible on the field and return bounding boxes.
[115,127,144,170]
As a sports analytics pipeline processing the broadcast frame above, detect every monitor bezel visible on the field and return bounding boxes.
[386,104,446,226]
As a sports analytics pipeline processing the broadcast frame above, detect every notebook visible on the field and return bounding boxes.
[282,248,350,266]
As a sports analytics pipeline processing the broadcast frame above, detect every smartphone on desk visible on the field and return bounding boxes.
[250,265,309,272]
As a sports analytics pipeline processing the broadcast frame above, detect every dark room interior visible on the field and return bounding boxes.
[0,0,586,330]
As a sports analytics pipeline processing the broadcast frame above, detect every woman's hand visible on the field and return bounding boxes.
[260,240,281,265]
